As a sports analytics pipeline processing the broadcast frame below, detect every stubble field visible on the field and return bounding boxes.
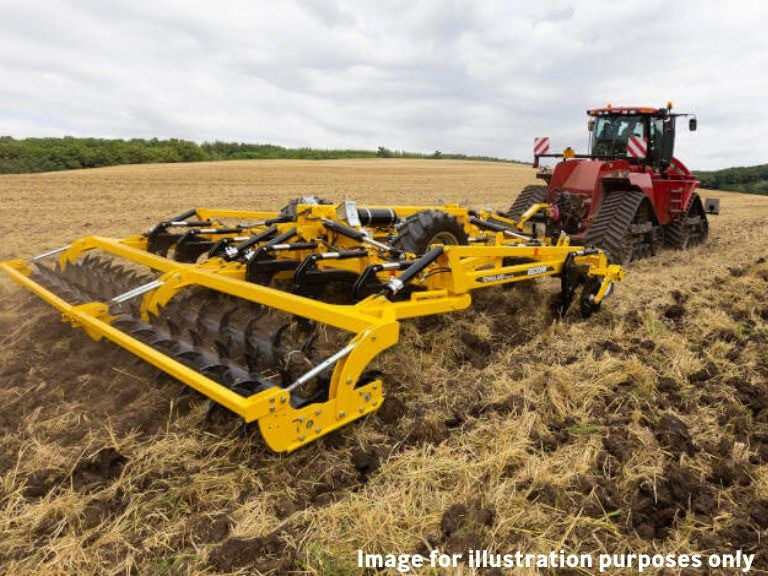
[1,159,768,575]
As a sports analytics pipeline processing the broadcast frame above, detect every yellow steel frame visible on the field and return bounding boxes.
[0,209,623,453]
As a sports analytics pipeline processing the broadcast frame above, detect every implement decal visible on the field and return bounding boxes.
[477,265,553,283]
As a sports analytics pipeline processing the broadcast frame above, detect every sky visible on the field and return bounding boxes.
[0,0,765,170]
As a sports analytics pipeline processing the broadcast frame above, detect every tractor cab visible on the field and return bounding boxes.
[587,104,696,172]
[527,103,710,265]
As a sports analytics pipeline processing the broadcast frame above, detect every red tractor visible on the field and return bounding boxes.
[511,103,712,264]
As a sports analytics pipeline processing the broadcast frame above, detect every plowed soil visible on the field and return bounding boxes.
[1,159,768,575]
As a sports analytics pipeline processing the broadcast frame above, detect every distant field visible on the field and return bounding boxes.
[0,159,535,260]
[1,159,768,574]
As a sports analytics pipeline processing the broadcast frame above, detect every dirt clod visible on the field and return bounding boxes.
[709,458,750,487]
[652,413,697,456]
[351,447,381,481]
[670,290,687,304]
[598,339,623,353]
[445,530,483,554]
[189,514,232,544]
[81,492,126,529]
[72,447,128,491]
[459,331,492,368]
[414,533,441,557]
[625,309,642,326]
[688,362,719,383]
[274,497,298,519]
[749,500,768,529]
[439,499,496,540]
[407,416,449,446]
[209,533,294,573]
[630,465,713,540]
[664,304,686,320]
[732,379,768,415]
[583,477,622,518]
[602,427,637,463]
[377,395,406,424]
[440,503,468,537]
[23,469,64,498]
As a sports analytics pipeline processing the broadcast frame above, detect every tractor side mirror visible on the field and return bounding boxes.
[689,118,697,131]
[587,120,595,132]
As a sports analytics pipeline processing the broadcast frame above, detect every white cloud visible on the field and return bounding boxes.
[0,0,765,169]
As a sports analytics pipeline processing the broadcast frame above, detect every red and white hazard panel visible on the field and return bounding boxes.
[626,136,648,158]
[668,156,690,175]
[533,137,550,156]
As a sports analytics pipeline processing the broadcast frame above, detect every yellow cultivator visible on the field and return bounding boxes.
[1,198,623,452]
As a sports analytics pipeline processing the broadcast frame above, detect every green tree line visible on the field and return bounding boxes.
[0,136,206,173]
[695,163,768,196]
[0,136,515,174]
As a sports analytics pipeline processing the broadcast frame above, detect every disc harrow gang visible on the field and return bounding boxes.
[1,197,623,452]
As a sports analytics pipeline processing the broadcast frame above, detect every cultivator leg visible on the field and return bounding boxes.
[1,199,623,452]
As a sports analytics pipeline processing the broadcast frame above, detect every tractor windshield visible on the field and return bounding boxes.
[591,115,646,157]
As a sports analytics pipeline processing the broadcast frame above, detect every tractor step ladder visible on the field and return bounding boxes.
[668,188,684,214]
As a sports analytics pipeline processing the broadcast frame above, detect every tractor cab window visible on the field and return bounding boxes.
[592,115,645,156]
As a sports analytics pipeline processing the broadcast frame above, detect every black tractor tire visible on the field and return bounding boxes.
[392,210,469,255]
[507,185,548,221]
[280,196,334,221]
[664,193,709,250]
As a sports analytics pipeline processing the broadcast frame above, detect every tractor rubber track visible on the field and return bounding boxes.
[584,190,646,264]
[665,193,708,250]
[30,255,339,402]
[663,216,686,249]
[507,185,548,221]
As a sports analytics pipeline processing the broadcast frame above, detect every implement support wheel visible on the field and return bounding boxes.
[392,210,468,255]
